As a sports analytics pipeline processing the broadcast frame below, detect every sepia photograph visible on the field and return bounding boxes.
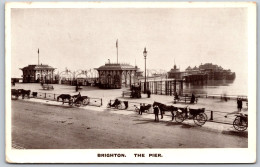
[5,2,256,163]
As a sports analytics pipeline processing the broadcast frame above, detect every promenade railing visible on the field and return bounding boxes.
[31,91,102,107]
[108,100,243,125]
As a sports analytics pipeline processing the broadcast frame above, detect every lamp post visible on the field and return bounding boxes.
[143,47,147,93]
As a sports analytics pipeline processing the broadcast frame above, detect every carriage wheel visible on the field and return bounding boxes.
[75,101,82,107]
[193,113,207,126]
[83,98,90,105]
[69,100,73,106]
[175,112,185,123]
[202,113,208,121]
[117,104,123,110]
[233,117,248,131]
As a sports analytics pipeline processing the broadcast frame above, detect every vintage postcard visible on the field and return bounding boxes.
[5,2,256,163]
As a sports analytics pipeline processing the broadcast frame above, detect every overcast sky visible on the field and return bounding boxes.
[11,8,248,78]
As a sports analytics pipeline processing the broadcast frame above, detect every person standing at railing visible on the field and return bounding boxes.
[224,98,243,118]
[237,98,243,111]
[190,93,195,104]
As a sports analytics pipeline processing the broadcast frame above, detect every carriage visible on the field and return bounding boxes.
[130,84,141,98]
[11,89,31,100]
[107,99,128,109]
[57,94,89,107]
[233,113,248,131]
[175,107,207,126]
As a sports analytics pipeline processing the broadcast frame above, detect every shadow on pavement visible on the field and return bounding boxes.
[222,130,248,138]
[133,119,198,130]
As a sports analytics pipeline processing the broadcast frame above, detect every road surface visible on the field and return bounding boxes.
[11,100,247,149]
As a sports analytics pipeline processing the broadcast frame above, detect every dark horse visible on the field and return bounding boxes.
[153,101,177,120]
[17,89,31,99]
[57,94,71,104]
[139,104,152,115]
[11,89,20,100]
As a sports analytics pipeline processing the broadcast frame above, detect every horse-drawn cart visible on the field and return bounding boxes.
[57,94,90,107]
[107,99,128,109]
[175,107,207,126]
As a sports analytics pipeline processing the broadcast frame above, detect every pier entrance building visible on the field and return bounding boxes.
[96,63,139,89]
[20,64,56,83]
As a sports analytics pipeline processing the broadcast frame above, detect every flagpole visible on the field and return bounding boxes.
[116,39,118,64]
[38,48,39,65]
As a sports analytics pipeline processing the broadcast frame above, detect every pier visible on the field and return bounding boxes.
[140,79,184,95]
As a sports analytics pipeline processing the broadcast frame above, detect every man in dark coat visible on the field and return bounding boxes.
[147,89,151,98]
[154,105,159,122]
[237,98,243,111]
[224,98,243,118]
[139,103,144,115]
[190,93,195,104]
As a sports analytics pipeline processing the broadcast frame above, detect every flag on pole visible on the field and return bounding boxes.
[116,39,118,48]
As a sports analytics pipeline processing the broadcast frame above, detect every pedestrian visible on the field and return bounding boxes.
[12,80,15,86]
[224,98,243,118]
[75,84,78,92]
[190,93,195,104]
[237,98,243,111]
[139,103,143,115]
[174,91,179,100]
[153,105,159,122]
[147,89,151,98]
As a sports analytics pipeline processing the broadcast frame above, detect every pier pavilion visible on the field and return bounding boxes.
[20,64,56,83]
[96,63,140,89]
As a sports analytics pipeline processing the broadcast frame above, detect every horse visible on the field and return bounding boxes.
[153,101,177,120]
[11,89,20,99]
[32,92,38,97]
[57,94,71,104]
[139,104,152,114]
[17,89,31,99]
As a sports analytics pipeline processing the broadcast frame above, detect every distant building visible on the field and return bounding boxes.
[20,64,56,83]
[135,66,143,78]
[167,64,184,79]
[96,63,139,89]
[198,63,235,80]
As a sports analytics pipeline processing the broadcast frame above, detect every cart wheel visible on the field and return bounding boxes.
[76,101,82,107]
[175,112,185,123]
[83,98,90,105]
[69,99,73,106]
[117,104,123,110]
[193,113,207,126]
[233,117,248,131]
[202,113,208,121]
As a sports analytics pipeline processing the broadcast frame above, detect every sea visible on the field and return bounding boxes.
[145,74,248,96]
